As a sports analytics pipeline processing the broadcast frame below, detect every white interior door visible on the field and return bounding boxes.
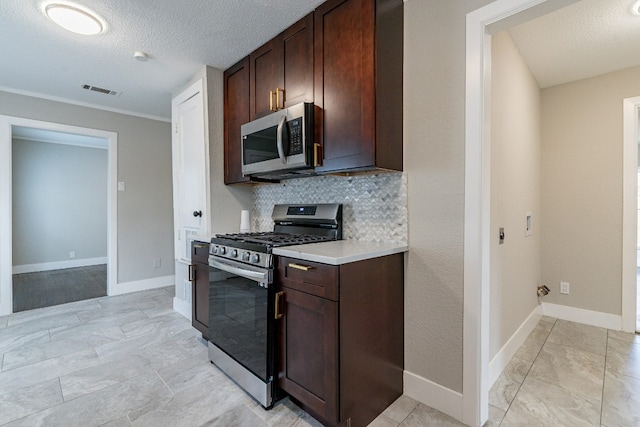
[172,80,208,261]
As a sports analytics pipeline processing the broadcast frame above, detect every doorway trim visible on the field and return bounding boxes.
[0,115,118,315]
[622,97,640,332]
[464,0,579,425]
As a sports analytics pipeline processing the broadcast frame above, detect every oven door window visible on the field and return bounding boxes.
[208,268,269,381]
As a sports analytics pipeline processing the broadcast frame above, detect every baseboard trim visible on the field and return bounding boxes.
[109,275,175,296]
[403,370,463,423]
[12,257,108,274]
[173,296,191,321]
[489,305,542,388]
[542,302,621,330]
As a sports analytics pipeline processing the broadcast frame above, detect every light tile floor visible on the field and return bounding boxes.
[1,288,639,426]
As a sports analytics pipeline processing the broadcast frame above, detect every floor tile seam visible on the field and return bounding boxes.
[0,378,66,426]
[153,368,176,397]
[599,329,615,426]
[529,318,556,362]
[497,363,530,418]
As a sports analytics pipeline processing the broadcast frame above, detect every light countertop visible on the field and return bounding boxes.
[273,240,408,265]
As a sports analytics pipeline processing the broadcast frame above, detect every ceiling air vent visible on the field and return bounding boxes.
[82,84,121,96]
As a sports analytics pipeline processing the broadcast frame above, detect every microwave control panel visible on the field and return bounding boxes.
[288,118,303,155]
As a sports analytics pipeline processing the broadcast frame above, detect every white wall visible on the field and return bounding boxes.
[12,138,107,268]
[0,90,174,285]
[490,31,542,359]
[541,66,640,315]
[404,0,493,394]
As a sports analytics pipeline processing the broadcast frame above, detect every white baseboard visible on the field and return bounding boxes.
[173,296,192,321]
[489,305,542,388]
[12,257,108,274]
[542,302,622,331]
[403,370,463,423]
[109,275,175,296]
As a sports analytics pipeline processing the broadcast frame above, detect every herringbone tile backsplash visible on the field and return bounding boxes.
[253,172,407,245]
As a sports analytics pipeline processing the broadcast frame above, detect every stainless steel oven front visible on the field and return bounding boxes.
[207,255,276,408]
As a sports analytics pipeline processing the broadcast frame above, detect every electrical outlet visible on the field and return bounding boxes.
[153,257,161,268]
[69,251,75,259]
[560,281,570,295]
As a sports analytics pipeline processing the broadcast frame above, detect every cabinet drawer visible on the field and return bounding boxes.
[276,256,338,301]
[191,241,210,263]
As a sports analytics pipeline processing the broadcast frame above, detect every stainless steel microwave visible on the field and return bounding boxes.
[241,102,316,179]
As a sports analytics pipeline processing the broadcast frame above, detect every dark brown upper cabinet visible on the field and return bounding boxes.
[249,13,314,120]
[224,57,251,184]
[314,0,403,174]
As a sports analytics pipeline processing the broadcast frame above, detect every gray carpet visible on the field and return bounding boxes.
[12,264,107,312]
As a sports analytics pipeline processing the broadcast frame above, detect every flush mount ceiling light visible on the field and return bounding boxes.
[44,3,105,35]
[631,0,640,16]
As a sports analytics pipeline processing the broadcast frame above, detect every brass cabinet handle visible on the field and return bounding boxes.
[193,244,208,249]
[275,291,285,319]
[276,87,285,110]
[269,90,277,111]
[313,143,322,167]
[188,264,195,282]
[288,263,314,271]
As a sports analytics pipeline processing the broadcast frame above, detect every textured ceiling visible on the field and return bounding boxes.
[508,0,640,88]
[2,0,639,121]
[0,0,324,120]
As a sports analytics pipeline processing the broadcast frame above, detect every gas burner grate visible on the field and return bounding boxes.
[214,232,334,247]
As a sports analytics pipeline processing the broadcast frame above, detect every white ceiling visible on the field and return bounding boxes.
[0,0,324,120]
[508,0,640,88]
[1,0,639,122]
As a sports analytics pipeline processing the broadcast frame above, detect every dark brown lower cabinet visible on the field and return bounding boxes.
[190,241,210,339]
[276,253,404,427]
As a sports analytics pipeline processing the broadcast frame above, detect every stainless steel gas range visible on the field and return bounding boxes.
[207,203,342,408]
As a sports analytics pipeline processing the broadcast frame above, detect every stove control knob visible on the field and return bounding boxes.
[230,249,238,258]
[250,254,260,264]
[218,246,226,256]
[242,251,251,262]
[211,246,218,255]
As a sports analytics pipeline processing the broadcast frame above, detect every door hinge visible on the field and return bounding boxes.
[174,123,178,134]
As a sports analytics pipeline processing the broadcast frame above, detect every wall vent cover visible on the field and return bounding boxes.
[82,84,121,96]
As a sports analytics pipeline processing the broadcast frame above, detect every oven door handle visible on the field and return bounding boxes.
[208,258,269,282]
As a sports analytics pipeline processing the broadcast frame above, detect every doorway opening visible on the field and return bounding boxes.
[11,126,109,312]
[0,116,118,316]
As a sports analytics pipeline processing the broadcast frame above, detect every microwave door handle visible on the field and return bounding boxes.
[208,257,269,282]
[276,114,287,164]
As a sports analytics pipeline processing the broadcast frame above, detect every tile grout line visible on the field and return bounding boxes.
[497,317,557,426]
[600,329,608,426]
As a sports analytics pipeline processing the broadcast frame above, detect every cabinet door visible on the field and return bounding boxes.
[249,40,282,120]
[314,0,375,173]
[191,260,209,338]
[277,287,339,425]
[250,13,313,120]
[224,57,251,184]
[282,13,314,108]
